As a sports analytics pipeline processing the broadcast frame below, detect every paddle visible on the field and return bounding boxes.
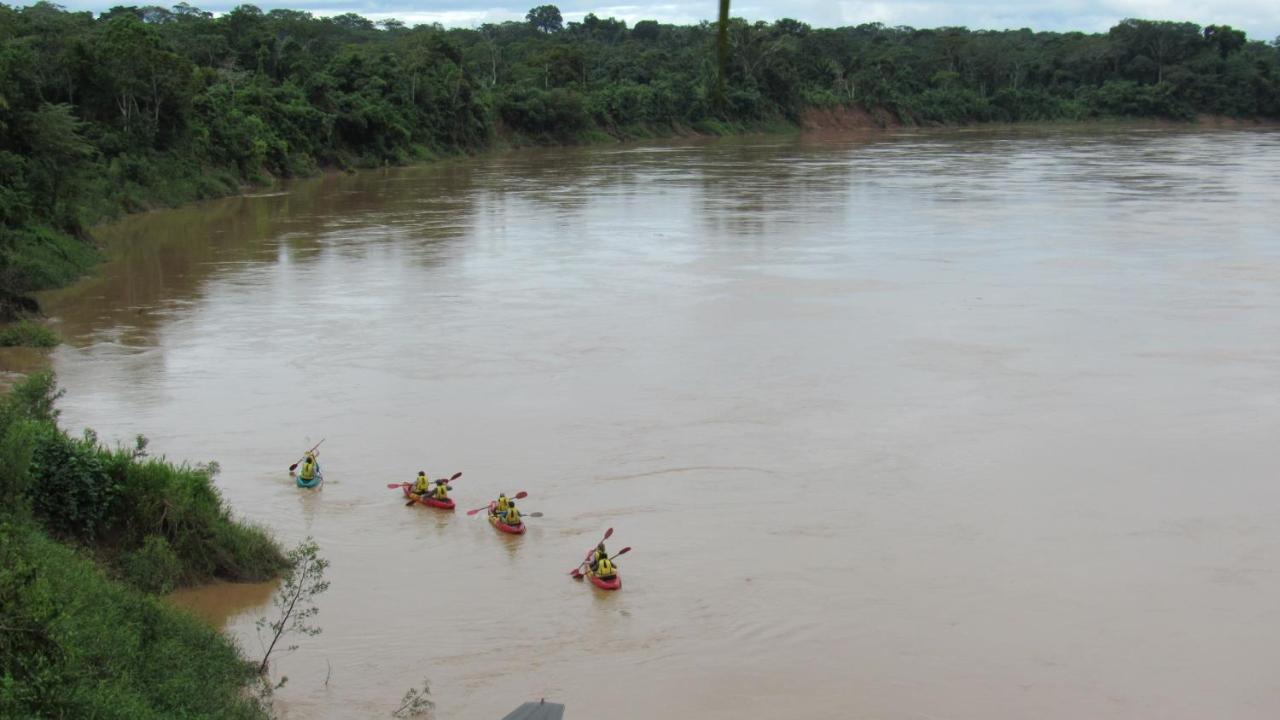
[289,439,326,472]
[573,546,630,580]
[465,491,528,516]
[569,528,613,576]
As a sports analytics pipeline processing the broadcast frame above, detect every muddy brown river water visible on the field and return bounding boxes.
[34,126,1280,719]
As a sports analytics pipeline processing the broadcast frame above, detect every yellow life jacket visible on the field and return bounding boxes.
[413,475,429,494]
[299,459,317,480]
[503,507,520,525]
[495,496,509,513]
[433,483,449,499]
[596,557,615,577]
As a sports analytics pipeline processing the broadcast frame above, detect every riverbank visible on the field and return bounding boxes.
[0,372,286,717]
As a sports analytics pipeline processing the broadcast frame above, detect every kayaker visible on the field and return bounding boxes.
[502,501,521,527]
[594,554,617,580]
[493,493,510,515]
[298,452,320,483]
[412,471,430,496]
[431,478,451,501]
[588,542,607,568]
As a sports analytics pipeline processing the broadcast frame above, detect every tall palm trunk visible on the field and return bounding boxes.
[715,0,730,113]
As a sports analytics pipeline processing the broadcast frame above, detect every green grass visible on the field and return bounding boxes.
[0,225,100,293]
[0,319,58,348]
[0,519,270,719]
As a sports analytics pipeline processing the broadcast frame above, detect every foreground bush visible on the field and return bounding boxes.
[0,519,270,719]
[2,372,286,586]
[0,319,58,347]
[0,372,283,717]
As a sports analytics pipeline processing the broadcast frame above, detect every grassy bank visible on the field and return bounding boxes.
[0,318,57,347]
[0,372,285,717]
[0,520,270,719]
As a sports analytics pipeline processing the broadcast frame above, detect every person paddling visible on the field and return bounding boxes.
[500,500,522,528]
[297,451,320,483]
[593,553,618,580]
[431,476,452,501]
[492,493,511,516]
[587,542,607,569]
[411,471,430,497]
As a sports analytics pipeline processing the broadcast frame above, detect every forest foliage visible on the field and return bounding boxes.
[1,2,1278,312]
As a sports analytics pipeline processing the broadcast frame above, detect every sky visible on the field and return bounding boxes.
[26,0,1280,41]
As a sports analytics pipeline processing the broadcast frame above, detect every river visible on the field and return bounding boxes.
[37,126,1280,719]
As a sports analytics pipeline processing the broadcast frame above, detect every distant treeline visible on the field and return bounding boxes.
[2,2,1278,312]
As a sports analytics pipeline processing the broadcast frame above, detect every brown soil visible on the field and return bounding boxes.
[799,105,900,131]
[1194,114,1280,127]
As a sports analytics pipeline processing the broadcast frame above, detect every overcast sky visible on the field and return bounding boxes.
[29,1,1280,41]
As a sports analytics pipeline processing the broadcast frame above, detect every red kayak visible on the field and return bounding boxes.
[581,550,621,590]
[402,484,455,510]
[587,568,622,590]
[487,502,526,534]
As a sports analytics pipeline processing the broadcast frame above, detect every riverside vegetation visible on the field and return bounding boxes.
[0,371,287,718]
[1,3,1279,319]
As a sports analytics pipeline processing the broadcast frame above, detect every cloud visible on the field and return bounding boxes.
[23,0,1280,38]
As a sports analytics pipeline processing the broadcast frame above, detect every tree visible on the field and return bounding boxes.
[256,538,329,677]
[1203,25,1246,58]
[93,15,189,140]
[22,103,93,223]
[716,0,730,112]
[632,20,660,42]
[1109,19,1203,84]
[525,5,562,34]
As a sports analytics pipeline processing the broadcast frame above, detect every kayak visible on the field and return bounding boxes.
[586,568,622,591]
[581,550,621,590]
[295,467,322,488]
[487,502,526,534]
[402,484,455,510]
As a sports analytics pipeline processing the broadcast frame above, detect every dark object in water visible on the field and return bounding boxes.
[501,699,565,720]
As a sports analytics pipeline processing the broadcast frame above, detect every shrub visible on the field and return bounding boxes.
[0,225,99,293]
[4,373,286,584]
[497,87,591,142]
[99,451,286,584]
[119,535,183,594]
[0,521,269,719]
[0,319,58,347]
[28,427,118,540]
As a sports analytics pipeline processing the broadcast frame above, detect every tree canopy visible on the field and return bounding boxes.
[1,3,1278,313]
